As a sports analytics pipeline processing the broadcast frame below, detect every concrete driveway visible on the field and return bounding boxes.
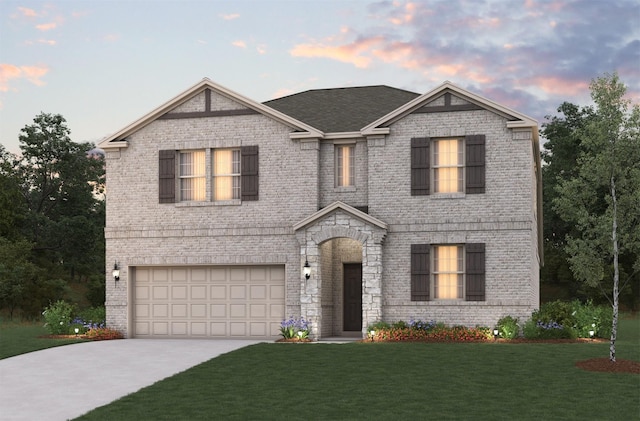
[0,339,262,421]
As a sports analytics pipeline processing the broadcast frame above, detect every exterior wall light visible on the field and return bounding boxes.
[303,260,311,280]
[112,262,120,282]
[493,328,499,341]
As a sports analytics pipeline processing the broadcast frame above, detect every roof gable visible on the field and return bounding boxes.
[361,81,538,136]
[98,78,323,149]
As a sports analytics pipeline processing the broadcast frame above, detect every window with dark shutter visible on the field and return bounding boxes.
[465,243,486,301]
[411,244,430,301]
[241,145,259,201]
[465,135,485,194]
[159,150,176,203]
[411,137,430,196]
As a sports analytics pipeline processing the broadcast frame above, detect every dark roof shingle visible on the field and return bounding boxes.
[264,85,419,133]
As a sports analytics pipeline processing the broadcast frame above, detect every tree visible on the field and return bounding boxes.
[540,103,594,299]
[15,113,105,282]
[0,113,106,318]
[553,73,640,362]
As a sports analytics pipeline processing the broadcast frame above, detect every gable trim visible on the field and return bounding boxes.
[361,81,537,136]
[293,201,388,232]
[98,78,324,149]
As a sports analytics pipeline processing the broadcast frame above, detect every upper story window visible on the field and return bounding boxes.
[433,139,463,193]
[335,145,355,187]
[213,149,241,201]
[411,135,485,196]
[179,150,206,201]
[159,146,258,204]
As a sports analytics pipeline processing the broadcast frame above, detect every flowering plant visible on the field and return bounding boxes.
[279,316,310,340]
[84,327,123,341]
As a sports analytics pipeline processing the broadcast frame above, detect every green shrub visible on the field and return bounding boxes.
[571,300,612,339]
[42,300,75,335]
[392,320,409,329]
[496,316,520,339]
[78,306,106,325]
[367,321,391,331]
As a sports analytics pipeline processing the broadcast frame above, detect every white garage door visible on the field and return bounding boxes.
[133,265,285,338]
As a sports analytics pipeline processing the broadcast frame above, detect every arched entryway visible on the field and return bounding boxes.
[293,202,387,339]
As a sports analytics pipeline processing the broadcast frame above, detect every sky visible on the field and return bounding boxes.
[1,0,638,154]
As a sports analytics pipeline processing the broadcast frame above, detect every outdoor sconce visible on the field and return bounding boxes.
[303,260,311,280]
[112,262,120,282]
[493,328,499,341]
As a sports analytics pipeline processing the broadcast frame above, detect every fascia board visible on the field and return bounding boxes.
[100,78,323,146]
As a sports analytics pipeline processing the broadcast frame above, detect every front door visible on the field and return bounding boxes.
[343,263,362,331]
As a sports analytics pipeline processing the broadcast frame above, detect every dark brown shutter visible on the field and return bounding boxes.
[159,150,175,203]
[411,137,430,195]
[465,243,485,301]
[465,134,485,194]
[411,244,430,301]
[241,145,259,201]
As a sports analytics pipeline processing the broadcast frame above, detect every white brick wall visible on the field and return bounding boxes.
[105,87,539,337]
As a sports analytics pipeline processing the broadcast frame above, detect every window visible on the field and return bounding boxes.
[158,146,258,203]
[179,150,206,201]
[335,145,355,187]
[433,245,463,299]
[411,135,485,196]
[433,139,463,193]
[411,243,485,301]
[213,149,240,200]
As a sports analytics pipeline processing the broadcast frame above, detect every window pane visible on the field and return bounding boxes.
[336,145,354,187]
[214,149,240,200]
[179,151,205,201]
[434,139,463,193]
[434,245,463,299]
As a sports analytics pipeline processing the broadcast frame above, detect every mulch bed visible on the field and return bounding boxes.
[575,358,640,374]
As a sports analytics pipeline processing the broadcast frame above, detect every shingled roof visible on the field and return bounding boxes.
[263,85,420,133]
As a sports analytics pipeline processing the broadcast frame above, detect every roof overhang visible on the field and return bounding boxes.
[98,78,323,149]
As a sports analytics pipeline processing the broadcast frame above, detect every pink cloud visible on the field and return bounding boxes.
[526,76,590,97]
[232,40,247,48]
[290,36,385,68]
[36,22,57,31]
[0,63,49,92]
[389,2,418,25]
[221,13,240,20]
[17,7,38,17]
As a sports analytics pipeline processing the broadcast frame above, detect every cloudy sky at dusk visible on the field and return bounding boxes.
[1,0,638,153]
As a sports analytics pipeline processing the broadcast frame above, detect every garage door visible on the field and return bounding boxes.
[133,265,285,338]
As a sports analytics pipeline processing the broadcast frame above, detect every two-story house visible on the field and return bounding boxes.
[99,78,542,340]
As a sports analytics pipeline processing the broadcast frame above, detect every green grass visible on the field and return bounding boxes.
[77,317,640,421]
[0,319,87,359]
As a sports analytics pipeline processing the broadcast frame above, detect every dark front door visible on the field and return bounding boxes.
[343,263,362,331]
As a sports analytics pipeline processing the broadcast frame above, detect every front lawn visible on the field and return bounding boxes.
[77,317,639,421]
[0,320,87,359]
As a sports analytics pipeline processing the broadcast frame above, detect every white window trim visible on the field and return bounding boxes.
[432,138,465,194]
[432,244,465,300]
